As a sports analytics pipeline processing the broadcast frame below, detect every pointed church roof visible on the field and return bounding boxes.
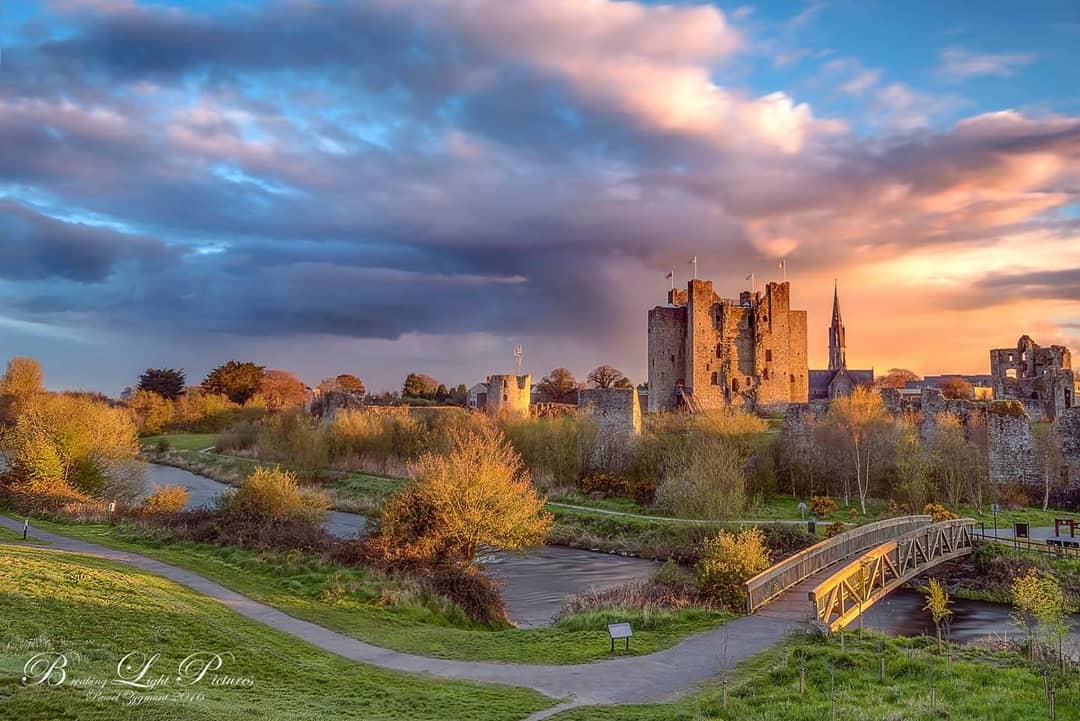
[832,280,842,326]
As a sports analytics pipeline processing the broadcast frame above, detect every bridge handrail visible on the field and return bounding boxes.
[807,517,976,603]
[744,514,932,613]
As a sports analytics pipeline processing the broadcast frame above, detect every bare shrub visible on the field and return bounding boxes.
[217,467,329,525]
[655,437,746,521]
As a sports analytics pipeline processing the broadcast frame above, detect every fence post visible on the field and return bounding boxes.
[23,518,29,540]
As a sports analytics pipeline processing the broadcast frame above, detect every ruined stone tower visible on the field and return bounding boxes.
[483,374,531,417]
[647,279,808,412]
[990,335,1076,421]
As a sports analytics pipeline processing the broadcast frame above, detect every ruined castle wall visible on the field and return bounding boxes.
[579,387,641,470]
[788,309,809,404]
[647,305,687,412]
[485,374,531,417]
[1058,407,1080,485]
[987,401,1039,485]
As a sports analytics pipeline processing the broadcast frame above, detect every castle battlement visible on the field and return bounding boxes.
[647,279,808,412]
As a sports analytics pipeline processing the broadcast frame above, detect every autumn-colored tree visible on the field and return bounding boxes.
[823,386,890,514]
[875,368,920,389]
[258,369,309,411]
[937,376,973,400]
[696,527,771,610]
[202,361,266,404]
[2,392,142,504]
[587,365,631,389]
[373,428,552,567]
[137,368,186,400]
[0,356,44,424]
[402,373,440,399]
[536,367,578,403]
[126,389,175,435]
[923,578,953,653]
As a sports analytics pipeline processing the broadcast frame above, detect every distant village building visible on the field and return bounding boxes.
[808,284,873,400]
[467,374,531,416]
[903,375,994,401]
[647,279,808,412]
[990,335,1077,421]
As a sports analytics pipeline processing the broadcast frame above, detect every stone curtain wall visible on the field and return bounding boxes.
[578,387,642,470]
[1059,407,1080,485]
[987,401,1040,485]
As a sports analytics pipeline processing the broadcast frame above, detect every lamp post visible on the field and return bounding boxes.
[991,503,999,539]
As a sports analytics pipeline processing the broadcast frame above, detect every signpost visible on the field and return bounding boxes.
[607,622,633,652]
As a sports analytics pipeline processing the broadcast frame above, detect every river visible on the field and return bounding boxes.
[145,463,1080,638]
[143,462,658,627]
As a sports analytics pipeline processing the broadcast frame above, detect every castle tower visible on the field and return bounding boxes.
[828,281,846,372]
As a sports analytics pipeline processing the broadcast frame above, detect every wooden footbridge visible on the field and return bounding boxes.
[745,515,976,631]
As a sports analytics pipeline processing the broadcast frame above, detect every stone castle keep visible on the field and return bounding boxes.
[990,335,1076,421]
[648,279,808,412]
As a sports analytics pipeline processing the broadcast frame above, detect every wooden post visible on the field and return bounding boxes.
[800,665,805,695]
[23,518,29,541]
[1050,686,1056,720]
[930,685,936,712]
[721,681,727,709]
[879,655,885,684]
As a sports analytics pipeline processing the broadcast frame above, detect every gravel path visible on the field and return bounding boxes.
[0,514,802,710]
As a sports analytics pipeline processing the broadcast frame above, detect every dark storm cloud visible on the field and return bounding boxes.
[973,268,1080,302]
[0,200,175,282]
[1,0,1078,355]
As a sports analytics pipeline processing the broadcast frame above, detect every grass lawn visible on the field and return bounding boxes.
[958,504,1080,528]
[141,433,222,452]
[549,632,1080,721]
[0,544,551,721]
[9,515,730,665]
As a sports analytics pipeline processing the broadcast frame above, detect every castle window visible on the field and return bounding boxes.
[763,369,769,380]
[712,372,718,385]
[671,354,675,363]
[1006,369,1017,380]
[746,377,751,387]
[789,374,795,383]
[732,378,740,393]
[503,394,508,402]
[762,315,768,323]
[765,349,773,362]
[716,343,722,358]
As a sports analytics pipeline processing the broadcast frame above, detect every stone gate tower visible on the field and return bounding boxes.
[647,279,808,412]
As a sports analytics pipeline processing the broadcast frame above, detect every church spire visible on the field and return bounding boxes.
[828,280,846,371]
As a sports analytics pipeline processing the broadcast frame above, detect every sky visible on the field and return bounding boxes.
[1,0,1079,395]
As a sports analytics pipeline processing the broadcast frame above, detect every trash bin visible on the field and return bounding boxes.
[808,517,816,535]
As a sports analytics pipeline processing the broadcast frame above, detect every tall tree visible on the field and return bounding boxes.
[334,373,366,397]
[0,356,44,424]
[587,364,630,389]
[537,367,578,403]
[202,361,266,404]
[137,368,186,400]
[875,368,920,389]
[258,369,309,411]
[402,373,439,399]
[929,412,976,510]
[824,386,890,514]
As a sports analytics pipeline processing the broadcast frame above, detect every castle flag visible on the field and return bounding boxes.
[665,271,673,279]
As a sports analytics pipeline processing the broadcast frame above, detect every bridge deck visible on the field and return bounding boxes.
[753,566,835,622]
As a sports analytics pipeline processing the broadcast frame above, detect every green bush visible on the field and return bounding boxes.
[217,467,329,525]
[695,527,770,610]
